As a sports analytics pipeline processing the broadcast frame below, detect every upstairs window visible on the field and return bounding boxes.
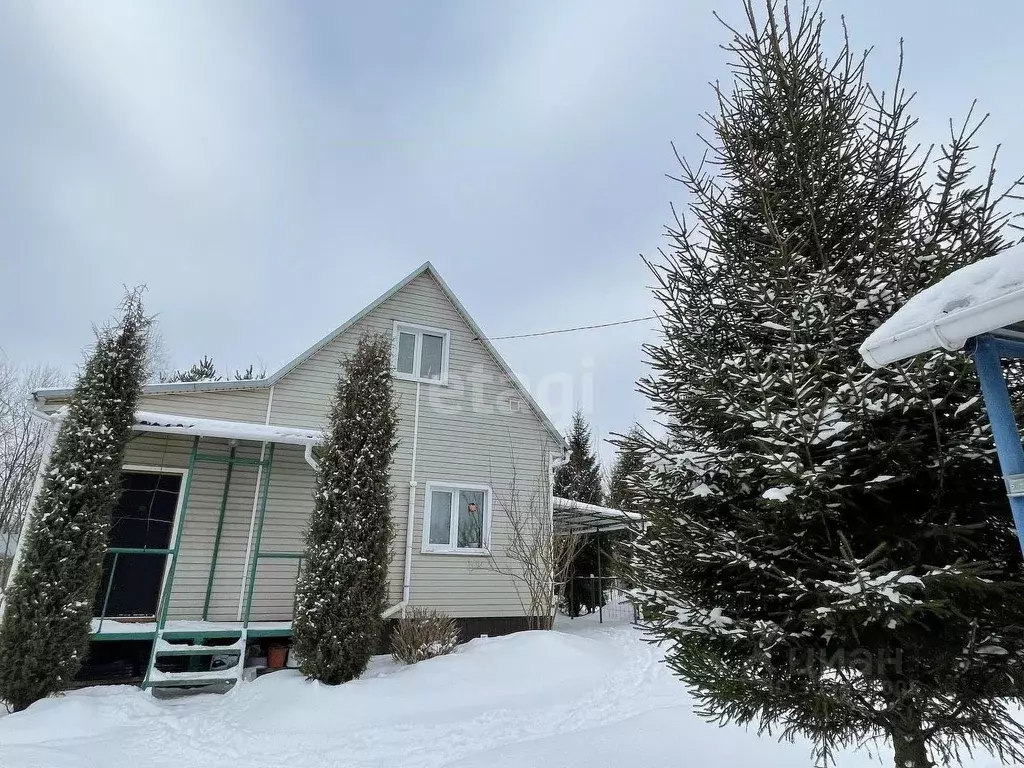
[392,322,450,384]
[423,482,491,554]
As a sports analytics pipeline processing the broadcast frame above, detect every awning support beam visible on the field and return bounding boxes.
[981,334,1024,361]
[970,334,1024,556]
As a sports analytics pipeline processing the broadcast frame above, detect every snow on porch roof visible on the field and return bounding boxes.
[860,245,1024,369]
[134,411,322,446]
[552,496,641,533]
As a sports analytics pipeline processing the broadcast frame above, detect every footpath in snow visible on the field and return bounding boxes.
[0,612,1011,768]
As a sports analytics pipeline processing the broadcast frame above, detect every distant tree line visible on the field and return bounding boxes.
[160,355,265,383]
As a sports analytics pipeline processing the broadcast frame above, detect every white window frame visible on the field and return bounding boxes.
[421,480,492,555]
[392,321,451,385]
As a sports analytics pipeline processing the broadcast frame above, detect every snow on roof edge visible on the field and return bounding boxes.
[134,410,322,446]
[860,245,1024,368]
[552,496,641,531]
[35,378,270,400]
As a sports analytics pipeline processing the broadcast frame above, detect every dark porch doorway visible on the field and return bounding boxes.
[95,471,182,618]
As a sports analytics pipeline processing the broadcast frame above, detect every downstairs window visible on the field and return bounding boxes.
[423,482,491,554]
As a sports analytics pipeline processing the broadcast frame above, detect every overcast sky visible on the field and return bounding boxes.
[2,1,1023,466]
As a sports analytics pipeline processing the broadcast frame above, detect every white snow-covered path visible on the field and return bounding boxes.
[0,617,1011,768]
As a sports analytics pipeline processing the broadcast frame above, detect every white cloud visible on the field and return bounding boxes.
[5,0,1024,459]
[19,2,317,193]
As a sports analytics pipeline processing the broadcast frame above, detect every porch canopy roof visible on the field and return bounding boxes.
[553,496,640,534]
[134,410,322,446]
[860,244,1024,369]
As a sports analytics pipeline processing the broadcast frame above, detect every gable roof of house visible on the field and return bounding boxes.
[34,262,566,446]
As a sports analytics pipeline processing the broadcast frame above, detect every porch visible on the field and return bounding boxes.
[85,411,321,687]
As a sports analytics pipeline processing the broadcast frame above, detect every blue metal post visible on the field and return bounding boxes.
[972,335,1024,555]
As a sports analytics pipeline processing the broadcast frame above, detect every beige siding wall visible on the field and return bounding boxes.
[136,390,270,423]
[38,388,270,423]
[117,432,313,622]
[270,272,557,618]
[82,270,556,623]
[246,444,316,620]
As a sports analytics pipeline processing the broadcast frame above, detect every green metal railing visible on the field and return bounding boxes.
[133,438,289,688]
[95,547,175,635]
[245,550,304,625]
[91,432,313,688]
[202,446,236,619]
[241,443,305,630]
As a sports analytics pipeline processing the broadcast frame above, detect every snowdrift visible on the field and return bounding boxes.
[1,622,1012,768]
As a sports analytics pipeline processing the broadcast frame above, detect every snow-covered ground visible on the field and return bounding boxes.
[0,613,1010,768]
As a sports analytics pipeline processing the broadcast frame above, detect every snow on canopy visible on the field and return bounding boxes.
[552,496,640,533]
[860,244,1024,368]
[134,411,322,446]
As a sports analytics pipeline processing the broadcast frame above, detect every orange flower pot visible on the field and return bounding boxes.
[267,645,289,669]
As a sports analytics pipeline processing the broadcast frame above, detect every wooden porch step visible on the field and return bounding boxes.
[145,667,241,688]
[146,677,238,688]
[161,628,245,641]
[154,639,244,656]
[153,646,243,657]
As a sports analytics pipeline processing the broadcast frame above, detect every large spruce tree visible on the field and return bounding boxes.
[0,290,150,712]
[606,432,646,584]
[554,410,603,505]
[555,411,607,615]
[625,2,1024,766]
[293,334,398,685]
[607,429,645,515]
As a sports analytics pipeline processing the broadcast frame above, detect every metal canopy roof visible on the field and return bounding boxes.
[860,245,1024,369]
[552,496,641,533]
[133,410,322,446]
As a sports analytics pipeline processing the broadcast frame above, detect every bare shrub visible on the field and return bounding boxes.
[479,445,585,630]
[391,608,460,665]
[0,356,63,565]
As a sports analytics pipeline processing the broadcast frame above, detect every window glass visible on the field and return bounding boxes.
[98,472,182,618]
[109,472,180,548]
[457,490,485,548]
[420,333,444,380]
[429,490,452,545]
[397,332,416,374]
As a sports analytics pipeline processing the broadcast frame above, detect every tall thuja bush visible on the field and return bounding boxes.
[293,334,398,684]
[624,2,1024,766]
[0,290,150,712]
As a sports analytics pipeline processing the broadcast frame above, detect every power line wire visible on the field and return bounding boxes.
[480,315,658,341]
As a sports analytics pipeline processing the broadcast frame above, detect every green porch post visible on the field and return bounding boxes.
[242,442,275,628]
[202,446,236,620]
[156,436,200,631]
